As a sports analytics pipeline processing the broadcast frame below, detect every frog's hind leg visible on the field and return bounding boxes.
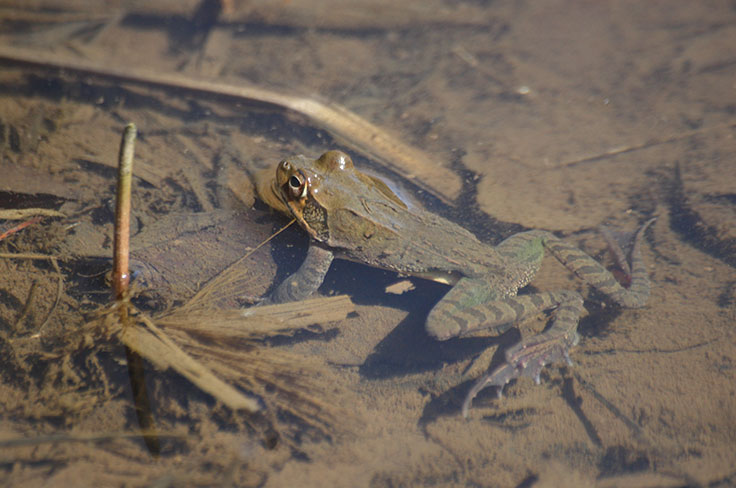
[426,284,582,341]
[541,217,656,308]
[425,228,550,340]
[427,224,584,341]
[461,218,655,417]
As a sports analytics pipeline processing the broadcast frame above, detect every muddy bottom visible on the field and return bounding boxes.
[0,1,735,487]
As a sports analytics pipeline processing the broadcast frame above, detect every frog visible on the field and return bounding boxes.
[261,150,655,417]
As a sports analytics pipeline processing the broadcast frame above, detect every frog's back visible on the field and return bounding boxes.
[325,196,505,282]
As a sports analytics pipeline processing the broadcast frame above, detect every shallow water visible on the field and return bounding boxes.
[0,1,735,486]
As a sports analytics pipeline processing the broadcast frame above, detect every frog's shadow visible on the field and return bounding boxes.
[358,310,509,380]
[325,257,625,379]
[323,260,510,378]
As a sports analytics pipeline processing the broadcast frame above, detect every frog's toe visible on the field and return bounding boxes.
[461,363,515,418]
[462,332,577,417]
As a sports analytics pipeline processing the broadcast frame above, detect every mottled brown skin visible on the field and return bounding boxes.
[265,150,655,416]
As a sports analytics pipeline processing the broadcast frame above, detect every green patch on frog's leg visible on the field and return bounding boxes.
[268,244,335,303]
[426,232,550,340]
[494,229,547,278]
[425,277,503,340]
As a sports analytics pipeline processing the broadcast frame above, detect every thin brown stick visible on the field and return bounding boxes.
[112,123,161,456]
[13,281,39,331]
[555,122,736,168]
[0,216,42,242]
[113,123,136,301]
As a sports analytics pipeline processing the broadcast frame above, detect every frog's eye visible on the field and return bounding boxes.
[286,171,308,200]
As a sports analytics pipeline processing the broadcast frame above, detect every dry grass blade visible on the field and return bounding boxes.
[110,297,356,438]
[241,295,354,329]
[36,257,63,334]
[0,431,184,448]
[159,295,354,338]
[0,209,65,220]
[177,338,349,436]
[0,216,42,242]
[116,310,261,413]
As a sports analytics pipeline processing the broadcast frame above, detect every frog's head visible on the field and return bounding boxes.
[275,150,408,243]
[274,150,352,241]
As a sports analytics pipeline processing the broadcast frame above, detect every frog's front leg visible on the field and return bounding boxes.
[266,243,334,303]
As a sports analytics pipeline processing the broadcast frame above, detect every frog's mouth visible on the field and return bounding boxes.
[271,178,316,238]
[254,165,290,215]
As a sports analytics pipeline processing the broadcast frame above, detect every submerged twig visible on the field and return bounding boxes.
[0,430,184,448]
[36,257,63,334]
[556,122,736,168]
[12,281,39,331]
[0,216,42,242]
[0,209,65,220]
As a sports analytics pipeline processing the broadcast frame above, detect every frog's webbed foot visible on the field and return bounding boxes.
[543,217,656,309]
[599,217,657,284]
[460,219,656,417]
[461,292,584,418]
